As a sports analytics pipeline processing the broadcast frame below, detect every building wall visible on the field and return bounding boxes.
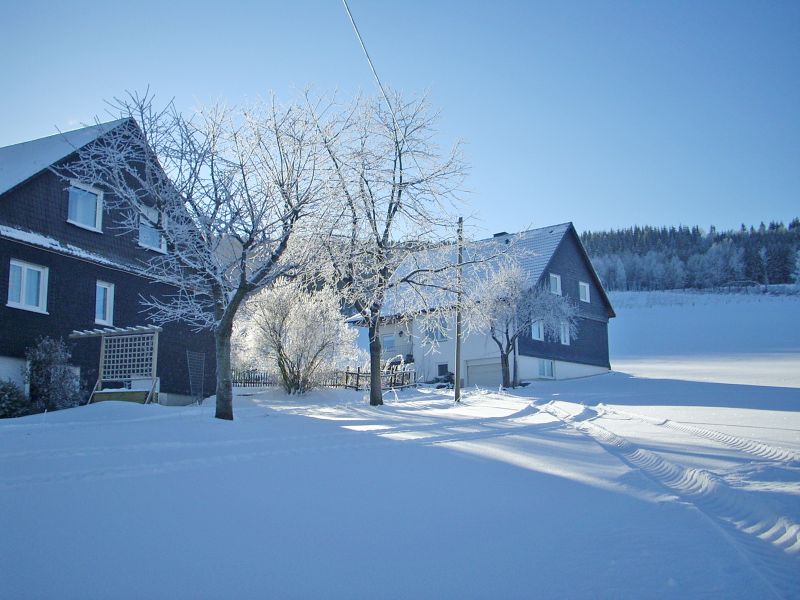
[0,166,161,272]
[517,231,612,369]
[0,164,218,400]
[516,355,609,380]
[0,236,216,397]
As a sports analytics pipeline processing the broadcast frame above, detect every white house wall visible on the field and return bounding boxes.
[410,319,501,383]
[409,320,609,384]
[516,355,609,381]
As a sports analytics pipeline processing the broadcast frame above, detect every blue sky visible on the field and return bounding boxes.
[1,0,798,236]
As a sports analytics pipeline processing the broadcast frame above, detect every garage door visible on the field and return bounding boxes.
[466,360,502,388]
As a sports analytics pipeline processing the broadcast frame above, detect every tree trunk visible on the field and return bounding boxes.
[368,319,384,406]
[500,351,511,389]
[215,325,234,420]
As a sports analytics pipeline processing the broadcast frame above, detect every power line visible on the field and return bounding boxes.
[340,0,395,115]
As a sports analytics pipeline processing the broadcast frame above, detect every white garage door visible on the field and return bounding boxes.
[466,361,502,388]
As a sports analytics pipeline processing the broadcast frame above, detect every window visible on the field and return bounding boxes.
[95,281,115,325]
[559,321,570,346]
[437,363,449,377]
[531,320,543,341]
[538,359,554,378]
[138,205,166,252]
[382,334,396,351]
[67,182,103,232]
[425,317,448,342]
[579,281,590,303]
[7,259,48,313]
[549,273,562,295]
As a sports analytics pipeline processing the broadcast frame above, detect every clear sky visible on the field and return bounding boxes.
[1,0,798,236]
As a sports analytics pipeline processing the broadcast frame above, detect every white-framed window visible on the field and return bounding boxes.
[579,281,590,303]
[67,181,103,232]
[7,259,48,313]
[138,205,167,252]
[437,363,449,377]
[559,321,570,346]
[549,273,562,295]
[382,334,396,352]
[538,359,554,379]
[95,281,115,325]
[531,320,543,341]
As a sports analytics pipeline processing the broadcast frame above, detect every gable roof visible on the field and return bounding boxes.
[380,222,615,319]
[0,119,131,197]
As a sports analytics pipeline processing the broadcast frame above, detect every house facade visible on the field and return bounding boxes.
[0,120,216,405]
[379,223,615,387]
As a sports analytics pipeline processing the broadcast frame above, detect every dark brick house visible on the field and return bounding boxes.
[0,120,216,404]
[379,222,616,386]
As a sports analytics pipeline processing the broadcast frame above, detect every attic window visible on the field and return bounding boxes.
[549,273,562,295]
[138,206,167,252]
[67,182,103,232]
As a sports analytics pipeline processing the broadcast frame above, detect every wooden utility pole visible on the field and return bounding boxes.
[454,216,464,402]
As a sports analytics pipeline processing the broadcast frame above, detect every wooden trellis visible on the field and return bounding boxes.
[69,325,162,404]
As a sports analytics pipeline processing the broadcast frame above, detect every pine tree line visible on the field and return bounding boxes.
[581,219,800,291]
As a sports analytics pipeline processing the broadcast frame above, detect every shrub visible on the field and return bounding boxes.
[0,379,29,418]
[24,336,83,412]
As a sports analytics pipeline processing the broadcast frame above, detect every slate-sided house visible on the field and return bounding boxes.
[0,120,216,404]
[378,223,616,387]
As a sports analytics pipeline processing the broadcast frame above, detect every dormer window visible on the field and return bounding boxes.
[138,205,167,252]
[67,182,103,232]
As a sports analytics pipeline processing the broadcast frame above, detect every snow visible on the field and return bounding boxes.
[609,290,800,387]
[1,291,799,598]
[0,119,129,196]
[0,224,145,274]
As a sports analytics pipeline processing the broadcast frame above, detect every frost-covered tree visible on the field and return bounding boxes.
[24,337,83,412]
[64,93,330,420]
[793,250,800,288]
[310,91,467,405]
[236,279,358,394]
[464,262,578,388]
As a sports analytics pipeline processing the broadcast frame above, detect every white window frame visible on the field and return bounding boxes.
[579,281,590,303]
[7,259,48,314]
[437,363,450,377]
[138,206,167,253]
[559,321,570,346]
[538,359,554,379]
[95,281,115,326]
[67,180,103,232]
[549,273,562,295]
[531,320,543,341]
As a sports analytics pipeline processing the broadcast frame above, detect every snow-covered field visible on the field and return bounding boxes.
[609,290,800,388]
[2,291,799,599]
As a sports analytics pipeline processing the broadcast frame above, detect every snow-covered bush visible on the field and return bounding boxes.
[0,379,29,419]
[236,280,358,394]
[24,337,83,412]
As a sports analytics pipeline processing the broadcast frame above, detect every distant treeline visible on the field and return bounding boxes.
[581,219,800,291]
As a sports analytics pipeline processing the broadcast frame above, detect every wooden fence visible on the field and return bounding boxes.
[231,368,414,391]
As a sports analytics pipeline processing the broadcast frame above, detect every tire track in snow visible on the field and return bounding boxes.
[541,402,800,600]
[597,405,800,465]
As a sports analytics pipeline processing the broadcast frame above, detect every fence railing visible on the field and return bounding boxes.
[231,368,415,391]
[231,369,279,387]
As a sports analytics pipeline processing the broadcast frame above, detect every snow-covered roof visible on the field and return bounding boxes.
[380,222,573,318]
[0,119,130,196]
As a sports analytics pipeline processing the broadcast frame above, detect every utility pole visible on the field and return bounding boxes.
[454,216,463,403]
